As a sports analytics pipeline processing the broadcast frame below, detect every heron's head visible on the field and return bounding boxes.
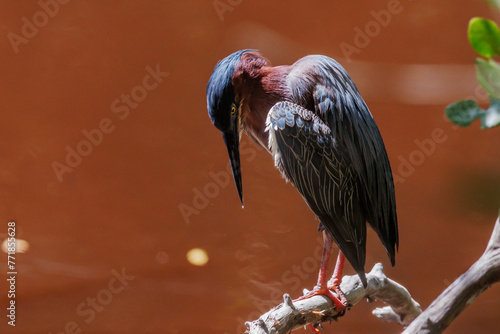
[206,49,255,205]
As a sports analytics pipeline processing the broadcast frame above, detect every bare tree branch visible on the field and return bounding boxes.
[245,215,500,334]
[245,263,422,334]
[402,216,500,334]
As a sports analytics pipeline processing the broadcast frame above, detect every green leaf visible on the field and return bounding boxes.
[468,17,500,58]
[475,58,500,98]
[483,0,500,10]
[482,97,500,128]
[445,100,485,127]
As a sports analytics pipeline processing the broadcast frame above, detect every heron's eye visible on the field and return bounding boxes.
[231,105,236,115]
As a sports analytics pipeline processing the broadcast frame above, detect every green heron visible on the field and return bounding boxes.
[206,50,398,313]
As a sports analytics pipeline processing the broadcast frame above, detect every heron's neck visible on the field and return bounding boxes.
[234,64,291,152]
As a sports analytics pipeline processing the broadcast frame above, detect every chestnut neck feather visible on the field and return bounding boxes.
[232,52,291,151]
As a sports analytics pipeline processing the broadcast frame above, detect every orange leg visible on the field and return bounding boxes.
[293,232,346,312]
[327,251,347,309]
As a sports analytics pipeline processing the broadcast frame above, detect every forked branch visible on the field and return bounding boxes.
[402,216,500,334]
[246,215,500,334]
[246,263,422,334]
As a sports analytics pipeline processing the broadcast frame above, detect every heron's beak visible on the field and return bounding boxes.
[222,129,243,206]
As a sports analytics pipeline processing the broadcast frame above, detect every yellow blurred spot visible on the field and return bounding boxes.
[186,248,209,266]
[1,238,30,254]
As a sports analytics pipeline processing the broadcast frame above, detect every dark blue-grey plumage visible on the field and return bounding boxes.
[267,56,398,283]
[207,49,253,132]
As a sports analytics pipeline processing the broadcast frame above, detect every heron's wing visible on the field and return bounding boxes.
[266,101,367,281]
[312,76,398,266]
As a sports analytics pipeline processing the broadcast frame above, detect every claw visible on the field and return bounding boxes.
[293,285,346,313]
[327,279,348,311]
[308,324,320,333]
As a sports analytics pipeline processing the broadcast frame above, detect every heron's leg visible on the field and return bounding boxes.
[293,232,346,313]
[327,251,348,308]
[315,230,333,287]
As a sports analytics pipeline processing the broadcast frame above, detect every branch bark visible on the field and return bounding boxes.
[245,215,500,334]
[402,216,500,334]
[245,263,422,334]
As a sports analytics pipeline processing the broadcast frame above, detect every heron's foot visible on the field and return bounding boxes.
[293,285,347,314]
[327,277,348,312]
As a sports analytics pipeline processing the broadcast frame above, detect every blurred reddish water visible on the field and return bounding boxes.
[0,1,499,333]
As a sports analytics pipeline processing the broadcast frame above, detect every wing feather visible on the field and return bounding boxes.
[288,56,399,264]
[265,57,398,284]
[266,101,367,281]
